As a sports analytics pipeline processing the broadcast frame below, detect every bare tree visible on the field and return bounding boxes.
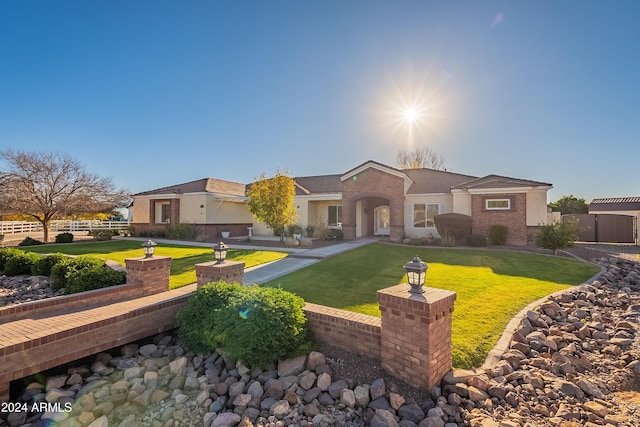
[396,147,445,170]
[0,149,130,242]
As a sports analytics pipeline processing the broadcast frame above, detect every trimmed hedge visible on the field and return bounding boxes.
[4,251,41,276]
[18,237,44,247]
[178,281,312,368]
[434,213,472,242]
[0,248,23,271]
[32,253,68,276]
[490,224,509,245]
[55,232,75,243]
[65,267,127,294]
[50,256,106,291]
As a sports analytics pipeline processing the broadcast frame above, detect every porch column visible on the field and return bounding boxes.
[195,261,245,288]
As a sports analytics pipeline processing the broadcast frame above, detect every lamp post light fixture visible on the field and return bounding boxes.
[213,240,228,264]
[142,239,157,258]
[404,256,428,295]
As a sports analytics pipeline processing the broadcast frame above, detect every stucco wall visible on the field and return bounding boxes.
[404,194,452,238]
[451,191,472,216]
[526,189,550,226]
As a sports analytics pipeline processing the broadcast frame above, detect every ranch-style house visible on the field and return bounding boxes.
[131,160,553,246]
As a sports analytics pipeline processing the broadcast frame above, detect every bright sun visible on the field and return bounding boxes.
[403,107,419,123]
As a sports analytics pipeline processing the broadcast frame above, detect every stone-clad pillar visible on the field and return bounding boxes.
[125,256,172,294]
[195,261,245,288]
[377,284,457,391]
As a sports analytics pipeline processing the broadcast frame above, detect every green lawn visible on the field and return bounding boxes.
[264,243,601,368]
[24,240,288,289]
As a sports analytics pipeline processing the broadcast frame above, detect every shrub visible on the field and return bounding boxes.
[287,224,304,237]
[177,282,311,368]
[18,237,44,246]
[440,232,457,247]
[4,251,41,276]
[89,229,116,241]
[0,248,23,271]
[55,232,75,243]
[65,267,127,294]
[165,223,195,240]
[305,226,315,237]
[50,256,105,290]
[490,224,509,245]
[324,228,344,241]
[536,220,580,255]
[177,281,240,353]
[467,234,488,247]
[32,253,68,276]
[434,213,472,242]
[214,285,309,368]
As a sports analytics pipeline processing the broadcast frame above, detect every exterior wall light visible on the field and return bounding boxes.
[404,256,428,294]
[142,239,157,258]
[214,240,228,264]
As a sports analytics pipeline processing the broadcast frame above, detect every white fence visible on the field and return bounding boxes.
[0,221,131,234]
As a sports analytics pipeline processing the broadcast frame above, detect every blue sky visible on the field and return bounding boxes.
[1,1,638,203]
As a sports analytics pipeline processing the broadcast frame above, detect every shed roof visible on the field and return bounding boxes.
[590,197,640,211]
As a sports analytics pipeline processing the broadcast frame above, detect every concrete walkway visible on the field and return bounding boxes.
[116,236,380,284]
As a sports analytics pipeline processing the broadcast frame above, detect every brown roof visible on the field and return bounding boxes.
[134,178,247,197]
[590,197,640,211]
[403,169,478,194]
[293,175,342,195]
[451,174,552,190]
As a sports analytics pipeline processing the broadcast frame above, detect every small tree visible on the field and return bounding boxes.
[0,149,130,242]
[548,195,589,215]
[396,147,445,170]
[536,219,580,255]
[246,170,298,241]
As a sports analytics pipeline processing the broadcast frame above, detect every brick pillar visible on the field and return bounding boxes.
[377,284,456,391]
[125,256,172,294]
[195,261,245,288]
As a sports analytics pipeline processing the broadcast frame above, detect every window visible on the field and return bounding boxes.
[413,203,439,227]
[328,205,342,227]
[155,201,171,223]
[486,199,511,210]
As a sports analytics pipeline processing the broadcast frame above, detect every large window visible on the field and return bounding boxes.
[413,203,439,227]
[155,201,171,223]
[328,205,342,227]
[486,199,511,210]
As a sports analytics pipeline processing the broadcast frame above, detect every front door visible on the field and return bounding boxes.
[374,206,390,236]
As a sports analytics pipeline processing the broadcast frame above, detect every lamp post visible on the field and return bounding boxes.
[404,256,428,294]
[213,240,228,264]
[142,239,157,258]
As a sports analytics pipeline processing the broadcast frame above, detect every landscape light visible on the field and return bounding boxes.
[142,239,157,258]
[213,240,228,264]
[404,256,428,294]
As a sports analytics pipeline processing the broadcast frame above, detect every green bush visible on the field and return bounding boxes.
[32,253,68,276]
[214,286,309,368]
[177,281,240,353]
[0,248,23,271]
[177,282,311,368]
[165,223,195,240]
[4,251,41,276]
[490,224,509,245]
[434,213,472,242]
[536,220,580,255]
[467,234,488,247]
[50,256,105,290]
[65,267,127,294]
[286,224,304,237]
[89,229,117,241]
[439,232,457,247]
[18,236,44,246]
[55,232,75,243]
[324,228,344,241]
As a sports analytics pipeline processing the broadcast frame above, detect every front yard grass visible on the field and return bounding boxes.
[24,240,288,289]
[263,243,601,368]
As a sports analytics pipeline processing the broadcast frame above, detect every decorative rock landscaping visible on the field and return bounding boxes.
[1,256,639,427]
[0,275,62,306]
